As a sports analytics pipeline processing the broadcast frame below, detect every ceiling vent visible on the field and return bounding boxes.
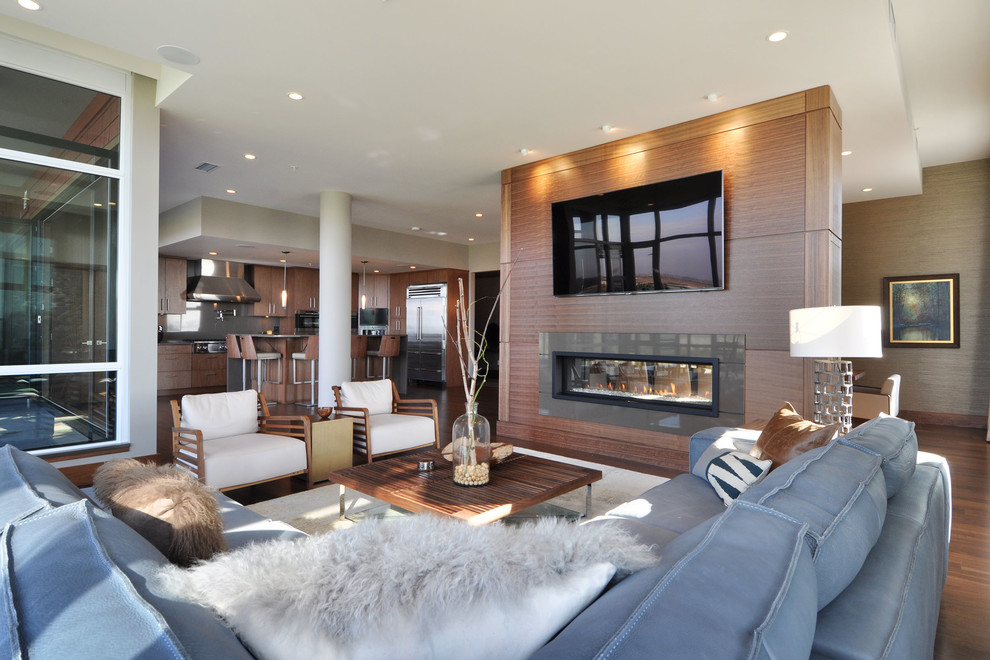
[194,162,220,172]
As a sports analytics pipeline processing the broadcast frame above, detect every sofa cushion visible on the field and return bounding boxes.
[838,415,918,498]
[811,462,948,659]
[751,403,840,468]
[93,459,227,566]
[0,499,253,659]
[180,390,259,440]
[0,445,87,527]
[533,501,818,659]
[199,432,307,490]
[706,451,772,505]
[159,515,657,660]
[593,473,727,540]
[365,413,436,454]
[339,379,393,415]
[689,426,761,475]
[739,441,888,609]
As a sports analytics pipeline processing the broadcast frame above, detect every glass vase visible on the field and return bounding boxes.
[451,402,491,486]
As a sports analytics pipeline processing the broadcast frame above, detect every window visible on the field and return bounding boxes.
[0,62,124,455]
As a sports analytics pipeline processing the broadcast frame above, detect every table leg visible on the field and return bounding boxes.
[585,484,592,519]
[338,483,346,520]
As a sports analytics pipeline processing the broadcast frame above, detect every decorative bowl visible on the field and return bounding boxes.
[316,407,334,419]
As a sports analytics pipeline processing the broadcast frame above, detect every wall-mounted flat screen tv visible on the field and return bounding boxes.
[552,170,724,296]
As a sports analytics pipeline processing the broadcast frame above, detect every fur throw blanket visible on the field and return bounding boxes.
[158,515,656,659]
[93,459,226,566]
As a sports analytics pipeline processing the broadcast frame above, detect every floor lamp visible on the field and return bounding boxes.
[789,306,882,434]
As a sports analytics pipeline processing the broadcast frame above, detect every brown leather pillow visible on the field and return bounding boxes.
[93,459,227,566]
[749,403,840,469]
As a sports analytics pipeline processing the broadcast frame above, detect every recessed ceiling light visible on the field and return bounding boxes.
[841,150,853,156]
[475,212,483,218]
[601,124,612,134]
[706,92,719,103]
[410,226,421,231]
[287,92,304,101]
[468,237,475,242]
[409,266,417,269]
[156,45,200,66]
[226,189,236,194]
[520,148,531,156]
[18,0,41,10]
[209,251,218,256]
[767,31,788,43]
[373,269,380,273]
[244,153,256,160]
[862,187,873,192]
[436,231,447,236]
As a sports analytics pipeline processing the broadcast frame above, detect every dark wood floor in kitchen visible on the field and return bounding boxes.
[157,380,989,658]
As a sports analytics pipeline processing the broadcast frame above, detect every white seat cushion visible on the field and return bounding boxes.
[366,414,435,455]
[339,380,393,415]
[181,390,259,440]
[201,433,307,490]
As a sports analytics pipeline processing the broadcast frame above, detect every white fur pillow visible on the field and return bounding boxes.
[158,516,656,659]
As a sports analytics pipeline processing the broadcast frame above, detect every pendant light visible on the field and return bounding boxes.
[281,251,290,309]
[360,260,368,310]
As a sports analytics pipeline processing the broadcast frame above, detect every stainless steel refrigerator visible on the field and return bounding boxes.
[406,283,446,384]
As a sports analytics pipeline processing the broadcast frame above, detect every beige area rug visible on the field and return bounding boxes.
[246,449,669,535]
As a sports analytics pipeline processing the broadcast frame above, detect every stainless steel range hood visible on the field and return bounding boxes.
[186,259,262,303]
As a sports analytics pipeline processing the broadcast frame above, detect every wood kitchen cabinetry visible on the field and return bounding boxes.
[251,265,287,317]
[157,257,187,315]
[291,267,319,311]
[157,344,191,391]
[191,352,227,388]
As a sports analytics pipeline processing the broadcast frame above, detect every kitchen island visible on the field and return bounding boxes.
[227,334,316,404]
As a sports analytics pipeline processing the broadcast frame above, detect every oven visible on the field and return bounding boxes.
[295,310,319,334]
[192,340,227,354]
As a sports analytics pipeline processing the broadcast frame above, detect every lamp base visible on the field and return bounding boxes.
[813,358,853,434]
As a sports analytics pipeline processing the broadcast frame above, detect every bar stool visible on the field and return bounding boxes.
[350,335,368,381]
[225,333,246,390]
[291,336,318,407]
[375,335,400,380]
[239,334,281,397]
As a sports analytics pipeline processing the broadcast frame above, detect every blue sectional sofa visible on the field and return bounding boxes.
[0,415,950,658]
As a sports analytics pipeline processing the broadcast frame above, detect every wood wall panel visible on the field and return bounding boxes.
[500,88,842,472]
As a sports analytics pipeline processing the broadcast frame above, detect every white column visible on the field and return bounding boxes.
[318,191,352,407]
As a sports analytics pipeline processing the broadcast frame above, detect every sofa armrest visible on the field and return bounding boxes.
[687,427,762,475]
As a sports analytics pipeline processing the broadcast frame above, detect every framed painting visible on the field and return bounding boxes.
[882,273,960,348]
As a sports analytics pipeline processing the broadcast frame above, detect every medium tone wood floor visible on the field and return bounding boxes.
[158,380,989,657]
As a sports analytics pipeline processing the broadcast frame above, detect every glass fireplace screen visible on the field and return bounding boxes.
[553,352,718,416]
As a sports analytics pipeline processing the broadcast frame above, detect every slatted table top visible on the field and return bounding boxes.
[328,450,603,526]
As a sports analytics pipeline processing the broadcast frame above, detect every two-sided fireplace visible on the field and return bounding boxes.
[553,352,718,417]
[539,332,745,435]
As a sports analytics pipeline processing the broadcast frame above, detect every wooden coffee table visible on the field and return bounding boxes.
[328,450,603,526]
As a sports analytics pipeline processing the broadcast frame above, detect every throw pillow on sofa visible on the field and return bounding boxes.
[158,515,657,660]
[706,451,772,505]
[94,458,227,566]
[750,402,839,468]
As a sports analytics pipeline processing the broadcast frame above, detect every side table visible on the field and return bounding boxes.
[311,417,353,483]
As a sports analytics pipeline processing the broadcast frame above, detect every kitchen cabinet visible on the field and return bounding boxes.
[358,273,389,308]
[251,265,288,317]
[389,272,409,334]
[157,257,187,315]
[290,267,319,311]
[157,344,192,391]
[192,352,227,388]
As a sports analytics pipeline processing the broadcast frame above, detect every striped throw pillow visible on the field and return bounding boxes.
[706,451,772,506]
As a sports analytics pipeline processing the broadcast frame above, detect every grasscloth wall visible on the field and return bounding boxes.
[843,159,990,426]
[498,87,843,473]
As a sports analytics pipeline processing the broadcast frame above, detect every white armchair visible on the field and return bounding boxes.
[852,374,901,420]
[170,389,313,490]
[333,379,439,463]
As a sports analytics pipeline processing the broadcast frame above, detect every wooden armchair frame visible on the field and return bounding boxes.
[332,380,440,463]
[170,391,314,490]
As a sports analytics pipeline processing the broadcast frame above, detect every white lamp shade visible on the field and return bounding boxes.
[789,306,882,358]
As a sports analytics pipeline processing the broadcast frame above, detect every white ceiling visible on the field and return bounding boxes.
[3,0,988,271]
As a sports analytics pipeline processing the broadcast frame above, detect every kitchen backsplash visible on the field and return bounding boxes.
[160,301,283,342]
